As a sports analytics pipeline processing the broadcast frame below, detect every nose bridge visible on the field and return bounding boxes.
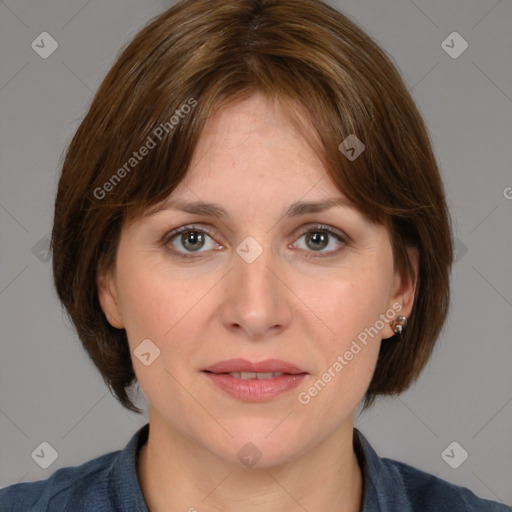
[221,233,291,337]
[235,239,276,293]
[233,234,278,302]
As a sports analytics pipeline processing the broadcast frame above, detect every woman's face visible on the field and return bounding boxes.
[98,93,416,467]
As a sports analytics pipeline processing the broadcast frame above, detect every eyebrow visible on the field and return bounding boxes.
[144,197,353,220]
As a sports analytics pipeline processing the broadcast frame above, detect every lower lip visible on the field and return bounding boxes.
[203,372,307,401]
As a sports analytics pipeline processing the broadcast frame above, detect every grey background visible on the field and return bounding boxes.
[1,0,511,506]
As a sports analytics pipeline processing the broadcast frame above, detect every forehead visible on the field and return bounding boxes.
[170,93,342,207]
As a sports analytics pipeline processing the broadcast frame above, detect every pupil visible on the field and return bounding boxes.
[308,232,328,250]
[183,231,204,251]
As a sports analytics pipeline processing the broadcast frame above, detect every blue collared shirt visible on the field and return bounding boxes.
[1,423,509,511]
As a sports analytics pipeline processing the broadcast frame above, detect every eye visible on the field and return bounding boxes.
[293,224,347,257]
[164,225,220,258]
[163,223,348,259]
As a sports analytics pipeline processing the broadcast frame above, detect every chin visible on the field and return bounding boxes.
[200,422,310,469]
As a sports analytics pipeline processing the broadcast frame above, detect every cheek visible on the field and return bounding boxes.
[302,261,392,406]
[114,261,196,405]
[116,270,169,343]
[319,262,393,347]
[113,254,219,398]
[114,254,202,343]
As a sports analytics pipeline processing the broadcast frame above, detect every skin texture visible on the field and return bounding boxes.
[98,93,418,512]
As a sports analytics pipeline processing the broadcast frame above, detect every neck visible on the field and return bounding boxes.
[137,412,363,512]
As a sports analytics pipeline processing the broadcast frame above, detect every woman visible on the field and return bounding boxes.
[0,0,508,510]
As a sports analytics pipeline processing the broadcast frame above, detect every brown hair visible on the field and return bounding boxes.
[51,0,453,413]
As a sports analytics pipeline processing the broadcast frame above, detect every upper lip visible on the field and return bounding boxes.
[202,358,307,374]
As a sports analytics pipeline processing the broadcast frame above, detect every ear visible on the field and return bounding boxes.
[382,246,419,340]
[96,269,125,329]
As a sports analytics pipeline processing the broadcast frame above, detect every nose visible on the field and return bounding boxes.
[220,241,293,341]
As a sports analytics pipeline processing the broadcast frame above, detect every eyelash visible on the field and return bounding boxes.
[162,223,348,260]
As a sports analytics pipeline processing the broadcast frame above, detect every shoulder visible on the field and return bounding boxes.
[354,428,510,512]
[382,457,511,512]
[0,450,119,512]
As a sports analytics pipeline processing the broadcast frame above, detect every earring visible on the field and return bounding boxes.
[391,315,407,335]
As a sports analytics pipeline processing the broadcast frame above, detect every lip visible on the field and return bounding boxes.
[202,358,307,374]
[202,358,308,402]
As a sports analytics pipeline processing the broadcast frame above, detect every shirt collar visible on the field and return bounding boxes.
[110,423,412,512]
[354,427,414,512]
[109,422,150,512]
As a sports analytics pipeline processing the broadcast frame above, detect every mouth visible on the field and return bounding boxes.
[218,371,289,380]
[201,358,308,401]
